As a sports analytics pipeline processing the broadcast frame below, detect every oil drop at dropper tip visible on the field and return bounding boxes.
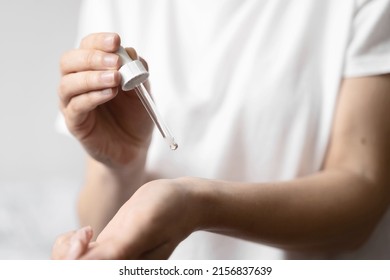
[170,142,178,151]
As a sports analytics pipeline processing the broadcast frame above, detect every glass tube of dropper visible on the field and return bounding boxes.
[116,46,178,150]
[134,83,178,150]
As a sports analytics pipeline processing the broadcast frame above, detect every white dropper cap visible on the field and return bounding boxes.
[116,46,149,91]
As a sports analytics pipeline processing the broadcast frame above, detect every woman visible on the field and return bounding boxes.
[53,0,390,259]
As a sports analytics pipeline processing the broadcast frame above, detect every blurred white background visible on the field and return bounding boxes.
[0,1,84,259]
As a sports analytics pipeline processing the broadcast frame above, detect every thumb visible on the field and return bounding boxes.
[51,226,93,260]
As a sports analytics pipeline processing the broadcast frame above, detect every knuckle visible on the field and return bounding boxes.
[69,93,95,116]
[84,50,96,68]
[69,99,83,115]
[83,72,94,91]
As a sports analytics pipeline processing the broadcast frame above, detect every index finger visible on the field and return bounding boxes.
[80,32,121,52]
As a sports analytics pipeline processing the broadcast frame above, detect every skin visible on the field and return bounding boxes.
[58,33,153,235]
[51,226,93,260]
[52,32,390,260]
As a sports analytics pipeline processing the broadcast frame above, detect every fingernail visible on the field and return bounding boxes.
[103,54,119,67]
[104,34,116,48]
[101,88,113,95]
[66,227,91,260]
[77,226,91,238]
[100,72,115,84]
[84,226,93,240]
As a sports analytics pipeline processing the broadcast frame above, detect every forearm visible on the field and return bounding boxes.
[78,152,148,237]
[191,169,389,252]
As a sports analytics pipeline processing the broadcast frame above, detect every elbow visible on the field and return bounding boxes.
[340,213,385,252]
[339,175,390,252]
[341,230,372,252]
[282,228,375,254]
[325,209,386,253]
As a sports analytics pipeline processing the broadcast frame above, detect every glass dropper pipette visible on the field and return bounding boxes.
[116,46,178,150]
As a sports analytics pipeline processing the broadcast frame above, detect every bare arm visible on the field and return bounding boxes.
[78,154,148,236]
[56,75,390,259]
[195,75,390,252]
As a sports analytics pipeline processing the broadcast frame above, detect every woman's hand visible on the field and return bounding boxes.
[59,32,153,168]
[53,178,204,260]
[85,178,202,259]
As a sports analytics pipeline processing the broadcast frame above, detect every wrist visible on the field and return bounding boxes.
[107,145,148,171]
[86,149,148,191]
[176,176,219,233]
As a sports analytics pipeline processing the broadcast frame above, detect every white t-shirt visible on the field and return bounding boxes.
[73,0,390,259]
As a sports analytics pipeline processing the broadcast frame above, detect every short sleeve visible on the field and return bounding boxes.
[344,0,390,77]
